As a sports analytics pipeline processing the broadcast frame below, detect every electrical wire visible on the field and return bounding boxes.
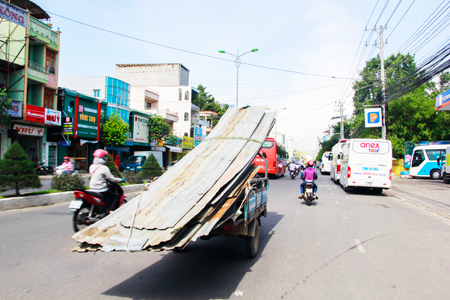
[385,0,403,26]
[48,11,357,80]
[386,0,415,40]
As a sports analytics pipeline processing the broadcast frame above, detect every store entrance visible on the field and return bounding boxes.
[17,135,41,167]
[67,141,88,171]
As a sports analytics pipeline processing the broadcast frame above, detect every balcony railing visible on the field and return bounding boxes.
[29,61,49,74]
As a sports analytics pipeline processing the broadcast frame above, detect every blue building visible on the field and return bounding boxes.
[105,77,131,124]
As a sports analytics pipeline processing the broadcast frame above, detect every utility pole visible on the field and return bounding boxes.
[339,101,344,140]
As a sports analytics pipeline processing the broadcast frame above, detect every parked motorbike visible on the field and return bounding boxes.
[303,181,317,206]
[44,165,54,175]
[35,162,47,175]
[69,182,127,232]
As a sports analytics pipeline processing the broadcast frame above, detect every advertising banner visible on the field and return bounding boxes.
[182,136,193,150]
[13,124,44,136]
[435,89,450,110]
[353,141,390,154]
[45,108,61,126]
[133,115,149,144]
[26,104,45,123]
[194,126,202,147]
[0,1,27,28]
[76,100,99,138]
[62,117,73,135]
[364,108,382,128]
[6,100,22,117]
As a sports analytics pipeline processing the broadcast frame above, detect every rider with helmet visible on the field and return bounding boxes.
[61,156,72,173]
[299,160,318,199]
[89,149,124,212]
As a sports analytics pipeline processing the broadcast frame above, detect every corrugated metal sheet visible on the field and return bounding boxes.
[72,107,275,252]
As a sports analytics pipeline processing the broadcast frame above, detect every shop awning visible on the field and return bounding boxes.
[166,146,182,153]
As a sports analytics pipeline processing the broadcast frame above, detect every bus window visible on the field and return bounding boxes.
[262,141,274,148]
[412,150,424,167]
[425,149,441,161]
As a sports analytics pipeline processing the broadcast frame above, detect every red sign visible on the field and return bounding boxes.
[26,105,45,123]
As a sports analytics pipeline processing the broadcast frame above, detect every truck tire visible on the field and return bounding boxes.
[243,222,259,258]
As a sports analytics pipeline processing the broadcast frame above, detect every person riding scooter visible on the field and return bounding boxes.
[55,156,73,175]
[89,149,124,213]
[299,160,318,199]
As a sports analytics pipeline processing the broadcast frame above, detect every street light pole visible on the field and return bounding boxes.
[219,49,258,108]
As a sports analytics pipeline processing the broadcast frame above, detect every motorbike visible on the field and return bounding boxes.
[44,165,54,175]
[290,169,297,179]
[35,162,47,175]
[69,182,127,232]
[303,181,317,206]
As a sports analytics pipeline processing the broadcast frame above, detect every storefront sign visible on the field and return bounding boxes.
[13,124,44,136]
[62,117,73,135]
[0,1,27,28]
[45,108,61,126]
[133,115,149,144]
[182,136,193,150]
[26,104,45,123]
[364,108,382,128]
[6,100,22,117]
[75,99,100,139]
[193,126,202,147]
[60,140,71,146]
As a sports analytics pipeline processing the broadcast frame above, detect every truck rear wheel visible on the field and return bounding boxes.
[243,222,259,258]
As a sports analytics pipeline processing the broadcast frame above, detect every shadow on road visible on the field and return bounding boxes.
[102,211,283,300]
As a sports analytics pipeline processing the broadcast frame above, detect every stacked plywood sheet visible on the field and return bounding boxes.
[73,106,275,252]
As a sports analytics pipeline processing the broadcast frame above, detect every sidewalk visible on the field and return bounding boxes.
[386,176,450,219]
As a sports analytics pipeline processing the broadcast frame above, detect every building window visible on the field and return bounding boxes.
[46,50,56,74]
[43,89,54,109]
[146,101,152,109]
[93,89,100,97]
[184,132,188,137]
[184,112,189,121]
[185,91,189,100]
[179,88,182,101]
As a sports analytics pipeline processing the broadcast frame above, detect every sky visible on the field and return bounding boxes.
[38,0,450,153]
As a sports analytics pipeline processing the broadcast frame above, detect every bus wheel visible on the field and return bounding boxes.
[430,170,441,180]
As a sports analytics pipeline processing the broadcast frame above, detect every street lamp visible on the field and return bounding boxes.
[219,49,258,108]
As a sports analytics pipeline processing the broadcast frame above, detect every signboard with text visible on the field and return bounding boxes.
[364,108,382,128]
[6,100,22,117]
[193,126,202,147]
[0,1,27,28]
[182,136,193,150]
[13,124,44,136]
[62,117,73,135]
[76,100,99,138]
[133,115,149,145]
[25,104,61,126]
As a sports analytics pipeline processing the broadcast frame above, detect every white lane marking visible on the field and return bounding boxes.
[334,200,339,204]
[389,213,397,216]
[343,214,347,219]
[331,193,334,196]
[355,239,366,253]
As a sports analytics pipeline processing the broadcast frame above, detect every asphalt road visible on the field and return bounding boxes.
[1,173,450,299]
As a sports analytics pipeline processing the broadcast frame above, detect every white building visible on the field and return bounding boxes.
[115,63,207,138]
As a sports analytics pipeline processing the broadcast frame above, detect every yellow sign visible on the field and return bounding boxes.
[182,136,193,149]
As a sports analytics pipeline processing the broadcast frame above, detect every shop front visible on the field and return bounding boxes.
[58,88,105,170]
[12,123,45,166]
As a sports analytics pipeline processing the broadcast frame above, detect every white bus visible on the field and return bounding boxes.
[330,140,347,183]
[340,139,392,193]
[409,144,447,179]
[320,151,331,174]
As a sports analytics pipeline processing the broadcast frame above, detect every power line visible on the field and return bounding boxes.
[48,11,357,81]
[385,0,403,26]
[386,0,416,40]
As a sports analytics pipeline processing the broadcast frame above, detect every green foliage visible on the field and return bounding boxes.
[316,134,340,161]
[101,114,130,147]
[193,84,229,126]
[148,115,170,141]
[141,154,163,179]
[121,171,143,184]
[0,89,12,125]
[51,173,85,191]
[105,153,121,177]
[165,134,180,146]
[0,141,41,195]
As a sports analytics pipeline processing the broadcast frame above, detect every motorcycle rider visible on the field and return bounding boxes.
[299,160,318,199]
[89,149,124,213]
[288,160,298,175]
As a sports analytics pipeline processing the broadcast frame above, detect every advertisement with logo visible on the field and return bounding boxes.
[435,88,450,110]
[353,141,390,154]
[45,108,61,126]
[62,117,73,135]
[76,99,99,139]
[6,100,22,117]
[182,136,193,150]
[26,104,45,123]
[133,115,149,145]
[13,124,44,136]
[364,108,382,128]
[193,126,203,147]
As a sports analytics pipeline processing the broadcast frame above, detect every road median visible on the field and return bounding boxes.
[0,184,146,212]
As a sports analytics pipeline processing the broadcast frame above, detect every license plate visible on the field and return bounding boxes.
[366,182,373,186]
[130,168,135,171]
[69,200,83,209]
[306,188,313,193]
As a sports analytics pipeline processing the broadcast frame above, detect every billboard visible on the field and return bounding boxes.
[364,108,382,128]
[133,115,149,145]
[182,136,193,150]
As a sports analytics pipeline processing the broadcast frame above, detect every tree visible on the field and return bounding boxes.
[105,153,121,177]
[101,113,130,163]
[0,89,12,125]
[316,134,340,161]
[148,115,170,142]
[0,141,41,195]
[193,84,229,126]
[141,154,163,179]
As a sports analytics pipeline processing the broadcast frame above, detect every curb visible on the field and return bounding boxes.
[0,184,146,212]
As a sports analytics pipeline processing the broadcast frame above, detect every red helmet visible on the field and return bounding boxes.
[63,156,70,160]
[307,160,314,167]
[93,149,108,158]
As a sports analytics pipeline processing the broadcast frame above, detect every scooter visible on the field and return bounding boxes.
[69,182,127,232]
[35,162,47,175]
[290,170,297,179]
[302,181,317,206]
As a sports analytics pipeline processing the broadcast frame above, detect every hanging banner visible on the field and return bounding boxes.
[364,108,382,128]
[13,124,44,136]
